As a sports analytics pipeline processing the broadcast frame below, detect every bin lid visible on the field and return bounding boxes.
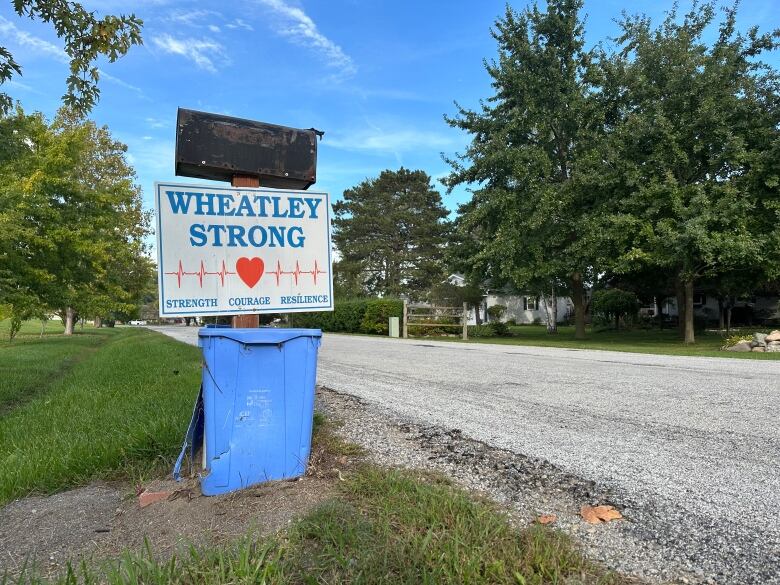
[198,327,322,344]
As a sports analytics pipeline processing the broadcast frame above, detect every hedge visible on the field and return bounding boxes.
[292,299,403,335]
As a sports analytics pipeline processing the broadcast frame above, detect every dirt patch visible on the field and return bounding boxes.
[0,413,352,579]
[0,484,121,575]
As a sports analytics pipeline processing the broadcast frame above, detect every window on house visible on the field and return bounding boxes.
[693,294,706,307]
[523,296,538,311]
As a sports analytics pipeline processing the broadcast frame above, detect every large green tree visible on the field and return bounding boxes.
[0,0,142,114]
[0,107,151,334]
[598,2,780,343]
[333,168,451,299]
[444,0,601,338]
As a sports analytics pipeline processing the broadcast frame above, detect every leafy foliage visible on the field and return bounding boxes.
[593,1,780,342]
[487,304,507,321]
[333,168,450,299]
[591,289,641,330]
[0,0,143,115]
[293,298,403,335]
[0,107,153,333]
[444,0,599,339]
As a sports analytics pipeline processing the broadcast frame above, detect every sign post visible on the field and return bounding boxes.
[230,174,261,328]
[155,182,333,319]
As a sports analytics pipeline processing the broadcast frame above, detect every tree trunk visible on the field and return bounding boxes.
[615,312,620,331]
[64,307,75,336]
[655,296,664,329]
[726,306,732,334]
[684,279,695,344]
[717,298,724,332]
[94,316,102,328]
[542,284,558,334]
[475,304,482,325]
[675,280,686,339]
[571,272,586,339]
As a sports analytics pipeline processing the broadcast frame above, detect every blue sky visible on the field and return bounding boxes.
[2,0,778,221]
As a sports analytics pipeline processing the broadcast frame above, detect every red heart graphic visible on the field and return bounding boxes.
[236,257,264,288]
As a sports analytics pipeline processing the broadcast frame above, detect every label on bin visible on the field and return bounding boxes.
[155,182,333,317]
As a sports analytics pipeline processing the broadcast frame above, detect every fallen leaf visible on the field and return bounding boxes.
[580,505,623,524]
[592,505,622,521]
[537,514,557,525]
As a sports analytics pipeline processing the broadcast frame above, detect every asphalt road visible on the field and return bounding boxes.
[150,326,780,581]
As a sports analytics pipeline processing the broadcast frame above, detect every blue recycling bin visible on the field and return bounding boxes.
[174,327,322,495]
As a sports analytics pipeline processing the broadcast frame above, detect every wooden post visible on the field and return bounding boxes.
[462,302,468,340]
[402,300,408,339]
[231,174,261,328]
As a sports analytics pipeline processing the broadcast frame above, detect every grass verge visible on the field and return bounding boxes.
[2,328,636,584]
[0,328,201,504]
[0,326,115,415]
[6,466,632,585]
[443,325,779,359]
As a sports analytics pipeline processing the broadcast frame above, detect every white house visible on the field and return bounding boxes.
[447,274,572,325]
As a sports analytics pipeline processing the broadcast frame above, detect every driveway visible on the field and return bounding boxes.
[149,326,780,583]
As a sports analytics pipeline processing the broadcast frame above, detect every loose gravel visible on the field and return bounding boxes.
[150,326,780,584]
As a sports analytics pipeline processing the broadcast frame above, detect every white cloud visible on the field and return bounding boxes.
[1,16,144,97]
[0,15,67,63]
[225,18,254,31]
[152,34,228,73]
[254,0,355,77]
[169,10,221,26]
[145,117,169,129]
[327,128,456,154]
[98,69,146,97]
[208,24,221,33]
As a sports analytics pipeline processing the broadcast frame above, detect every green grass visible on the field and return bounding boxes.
[0,318,67,340]
[0,325,116,414]
[0,327,201,504]
[1,327,633,584]
[7,467,631,585]
[443,325,779,359]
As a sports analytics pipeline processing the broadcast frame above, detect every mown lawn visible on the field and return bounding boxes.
[0,326,201,504]
[0,322,115,414]
[440,325,780,359]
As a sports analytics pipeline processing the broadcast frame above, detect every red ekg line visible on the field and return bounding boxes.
[267,259,328,286]
[164,260,327,288]
[165,260,235,288]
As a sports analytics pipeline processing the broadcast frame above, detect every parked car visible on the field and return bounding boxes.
[129,320,147,326]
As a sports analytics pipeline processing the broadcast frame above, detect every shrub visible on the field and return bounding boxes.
[294,298,403,335]
[487,304,507,321]
[591,289,640,330]
[468,324,495,338]
[489,321,510,336]
[466,322,510,338]
[360,299,403,335]
[723,334,751,348]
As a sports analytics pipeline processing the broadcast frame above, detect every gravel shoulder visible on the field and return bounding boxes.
[147,327,780,584]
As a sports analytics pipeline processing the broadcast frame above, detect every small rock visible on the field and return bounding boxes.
[726,341,752,352]
[751,346,765,352]
[766,342,780,353]
[765,330,780,342]
[753,333,767,346]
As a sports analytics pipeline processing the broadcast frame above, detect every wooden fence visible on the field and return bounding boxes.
[402,301,468,340]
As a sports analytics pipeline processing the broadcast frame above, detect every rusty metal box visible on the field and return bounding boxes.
[175,108,320,189]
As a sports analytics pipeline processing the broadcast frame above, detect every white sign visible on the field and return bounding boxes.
[155,182,333,317]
